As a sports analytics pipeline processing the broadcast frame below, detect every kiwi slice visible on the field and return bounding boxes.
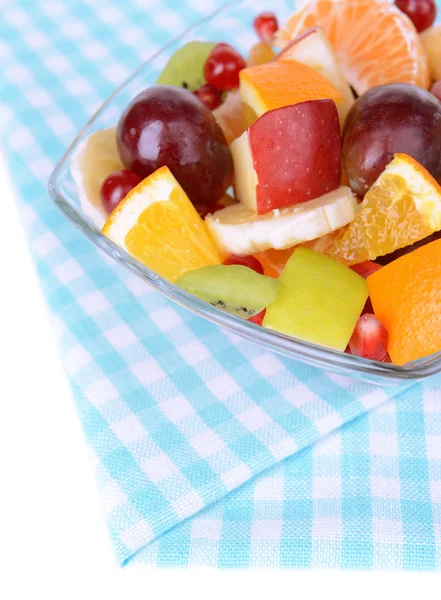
[157,41,217,91]
[177,265,281,318]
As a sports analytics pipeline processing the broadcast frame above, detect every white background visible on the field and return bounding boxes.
[0,154,439,598]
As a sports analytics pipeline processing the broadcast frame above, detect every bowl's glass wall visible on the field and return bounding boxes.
[49,0,441,385]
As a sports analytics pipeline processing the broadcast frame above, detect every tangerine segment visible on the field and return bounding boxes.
[102,166,221,282]
[276,0,429,95]
[367,239,441,365]
[239,59,342,126]
[327,154,441,265]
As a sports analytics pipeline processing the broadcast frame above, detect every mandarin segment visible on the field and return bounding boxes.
[327,154,441,265]
[276,0,429,94]
[102,166,221,283]
[367,239,441,364]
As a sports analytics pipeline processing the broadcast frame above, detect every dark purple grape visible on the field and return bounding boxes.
[116,85,233,208]
[343,83,441,196]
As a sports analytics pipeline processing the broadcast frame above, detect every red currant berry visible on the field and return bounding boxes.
[253,12,279,42]
[248,309,266,326]
[100,170,142,214]
[193,84,223,111]
[223,254,264,275]
[431,81,441,102]
[348,314,389,361]
[394,0,436,32]
[204,43,247,91]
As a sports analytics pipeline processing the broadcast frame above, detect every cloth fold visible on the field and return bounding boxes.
[0,0,440,569]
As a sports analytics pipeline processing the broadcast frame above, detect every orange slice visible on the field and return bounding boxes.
[102,166,221,282]
[276,0,429,95]
[256,231,343,278]
[239,59,343,126]
[327,154,441,265]
[368,238,441,365]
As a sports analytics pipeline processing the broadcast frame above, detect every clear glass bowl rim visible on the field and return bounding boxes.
[47,0,441,385]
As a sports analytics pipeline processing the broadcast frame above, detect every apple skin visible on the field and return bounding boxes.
[116,85,233,208]
[232,100,341,214]
[343,83,441,196]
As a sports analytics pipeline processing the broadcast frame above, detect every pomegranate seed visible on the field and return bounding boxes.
[204,43,247,91]
[193,84,223,111]
[223,254,264,275]
[253,12,279,42]
[394,0,436,33]
[349,313,389,361]
[350,261,382,279]
[431,81,441,102]
[249,309,266,326]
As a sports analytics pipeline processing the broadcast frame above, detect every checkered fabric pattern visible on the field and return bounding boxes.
[0,0,440,569]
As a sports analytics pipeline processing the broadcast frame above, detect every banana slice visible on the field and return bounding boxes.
[70,127,123,228]
[205,186,356,256]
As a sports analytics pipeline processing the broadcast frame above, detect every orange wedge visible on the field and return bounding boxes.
[368,239,441,365]
[102,166,221,282]
[239,59,342,126]
[276,0,429,95]
[327,154,441,265]
[256,231,343,278]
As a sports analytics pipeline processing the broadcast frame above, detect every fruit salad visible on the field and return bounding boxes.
[71,0,441,367]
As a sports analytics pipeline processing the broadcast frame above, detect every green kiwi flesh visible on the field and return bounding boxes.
[156,41,217,91]
[177,265,281,318]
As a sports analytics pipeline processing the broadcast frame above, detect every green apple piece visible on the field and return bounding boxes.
[263,247,368,350]
[157,41,217,91]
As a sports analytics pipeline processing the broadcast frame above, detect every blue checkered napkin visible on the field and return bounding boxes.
[1,0,440,569]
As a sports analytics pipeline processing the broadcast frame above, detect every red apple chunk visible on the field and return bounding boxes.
[231,100,341,215]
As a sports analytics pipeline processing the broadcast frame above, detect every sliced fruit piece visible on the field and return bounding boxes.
[368,238,441,364]
[176,264,281,318]
[70,127,123,227]
[239,59,343,127]
[255,248,295,278]
[101,166,221,283]
[247,41,276,66]
[231,101,341,214]
[205,186,356,256]
[278,26,354,126]
[276,0,429,95]
[212,90,246,146]
[327,154,441,265]
[421,25,441,81]
[156,41,217,91]
[255,231,342,278]
[263,248,368,351]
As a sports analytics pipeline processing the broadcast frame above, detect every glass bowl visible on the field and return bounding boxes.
[48,0,441,386]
